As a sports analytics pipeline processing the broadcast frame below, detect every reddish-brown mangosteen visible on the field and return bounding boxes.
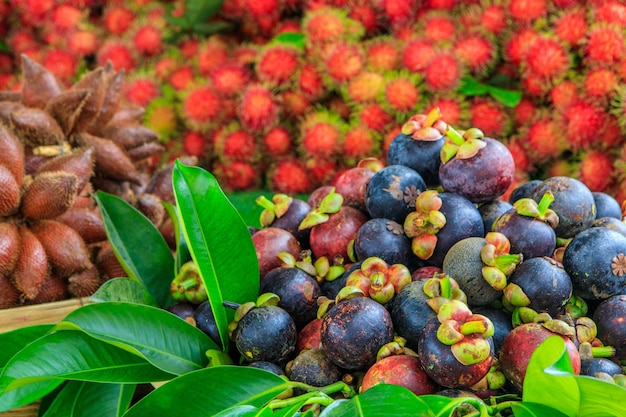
[251,227,301,281]
[361,353,440,396]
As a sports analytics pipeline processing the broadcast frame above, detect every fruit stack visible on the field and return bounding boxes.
[176,109,626,398]
[0,1,625,200]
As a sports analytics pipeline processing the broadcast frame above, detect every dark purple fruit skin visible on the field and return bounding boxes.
[593,294,626,361]
[259,267,322,328]
[193,301,222,349]
[418,317,494,389]
[248,361,285,376]
[473,306,512,354]
[425,192,484,268]
[365,164,427,224]
[386,132,444,187]
[509,256,572,317]
[390,280,438,351]
[530,176,596,239]
[592,217,626,237]
[492,209,556,259]
[580,358,623,377]
[321,296,394,370]
[310,206,368,260]
[354,217,422,270]
[286,348,343,387]
[166,302,196,322]
[442,237,501,307]
[438,137,515,203]
[320,262,361,299]
[252,227,302,281]
[478,200,513,232]
[562,227,626,300]
[307,185,333,208]
[234,305,297,364]
[509,179,542,204]
[334,167,375,212]
[592,192,622,220]
[270,199,312,248]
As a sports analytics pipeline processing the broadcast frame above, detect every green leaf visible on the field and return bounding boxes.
[95,191,175,308]
[319,384,431,416]
[226,190,274,228]
[40,381,135,417]
[89,278,157,306]
[0,325,53,370]
[55,302,218,375]
[523,336,579,417]
[0,331,173,411]
[457,76,522,108]
[213,405,262,417]
[510,401,570,417]
[172,161,260,352]
[123,366,289,417]
[163,202,191,273]
[457,76,490,96]
[272,32,306,49]
[488,86,522,108]
[184,0,224,26]
[573,374,626,416]
[191,21,232,36]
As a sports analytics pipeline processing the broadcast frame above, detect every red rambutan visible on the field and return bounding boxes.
[480,4,508,35]
[521,115,566,162]
[51,4,84,32]
[584,24,625,68]
[41,49,77,84]
[237,84,281,132]
[8,28,39,55]
[96,40,135,72]
[468,98,512,139]
[262,126,293,156]
[421,12,457,43]
[349,4,380,36]
[382,71,422,120]
[302,6,351,45]
[504,138,532,174]
[280,90,312,120]
[553,8,587,46]
[425,95,467,127]
[214,122,259,163]
[509,0,547,25]
[578,150,616,192]
[425,0,458,10]
[502,28,539,65]
[297,63,326,100]
[256,44,300,87]
[561,100,606,150]
[342,125,380,164]
[267,158,313,194]
[353,103,394,133]
[214,160,261,191]
[549,80,579,112]
[600,114,624,148]
[326,94,352,120]
[132,24,164,57]
[382,125,402,157]
[197,37,231,76]
[583,67,619,103]
[124,76,161,107]
[423,50,463,92]
[154,56,178,80]
[305,156,340,187]
[522,35,571,82]
[169,66,195,91]
[183,131,208,159]
[181,84,222,132]
[453,33,498,75]
[144,100,179,140]
[383,0,418,29]
[210,61,251,97]
[365,37,400,72]
[513,97,537,128]
[401,37,436,73]
[299,110,346,158]
[322,41,365,85]
[593,1,626,26]
[102,5,135,35]
[343,71,385,104]
[68,30,99,56]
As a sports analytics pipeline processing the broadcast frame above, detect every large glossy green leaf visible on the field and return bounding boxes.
[0,325,53,370]
[0,331,173,411]
[95,191,175,308]
[172,161,260,351]
[319,384,431,417]
[574,375,626,416]
[55,302,217,375]
[510,402,570,417]
[40,381,135,417]
[523,336,579,417]
[89,278,156,306]
[123,366,288,417]
[163,202,191,273]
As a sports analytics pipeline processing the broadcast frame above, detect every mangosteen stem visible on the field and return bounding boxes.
[592,345,617,358]
[176,278,199,291]
[423,107,442,127]
[446,125,466,146]
[536,191,555,215]
[459,320,489,336]
[222,300,241,310]
[255,195,275,211]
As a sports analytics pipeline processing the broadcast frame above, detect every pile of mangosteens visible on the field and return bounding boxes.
[168,109,626,400]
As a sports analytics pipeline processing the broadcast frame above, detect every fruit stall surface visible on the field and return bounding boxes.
[1,1,626,416]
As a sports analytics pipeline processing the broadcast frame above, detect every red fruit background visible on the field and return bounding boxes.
[2,0,625,201]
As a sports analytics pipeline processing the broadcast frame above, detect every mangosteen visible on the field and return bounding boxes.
[248,361,285,376]
[562,227,626,300]
[320,296,394,370]
[580,358,623,378]
[530,176,596,238]
[593,294,626,362]
[508,179,542,203]
[361,354,440,396]
[320,261,361,300]
[252,227,302,281]
[365,164,427,224]
[193,300,222,349]
[478,200,513,232]
[473,306,512,354]
[592,217,626,237]
[286,349,343,387]
[592,192,622,220]
[297,318,323,352]
[390,280,439,351]
[333,166,376,212]
[256,194,312,248]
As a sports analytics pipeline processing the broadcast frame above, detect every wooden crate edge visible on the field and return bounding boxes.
[1,297,91,333]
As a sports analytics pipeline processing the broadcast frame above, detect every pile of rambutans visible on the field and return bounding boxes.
[1,0,625,201]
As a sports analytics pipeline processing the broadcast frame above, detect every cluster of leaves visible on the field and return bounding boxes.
[0,162,624,416]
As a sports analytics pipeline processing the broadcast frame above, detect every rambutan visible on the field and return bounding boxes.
[382,125,402,158]
[197,36,232,77]
[298,109,346,158]
[321,41,365,85]
[8,28,39,55]
[364,36,400,72]
[214,160,261,192]
[522,35,571,82]
[552,8,587,46]
[154,56,178,80]
[503,138,532,174]
[425,0,458,10]
[401,37,436,73]
[584,24,625,68]
[520,114,567,163]
[51,4,84,32]
[508,0,547,25]
[348,4,381,36]
[480,4,508,35]
[267,158,313,194]
[583,67,619,103]
[560,100,606,150]
[41,49,77,84]
[453,33,498,75]
[381,71,422,120]
[131,23,164,57]
[210,61,251,97]
[262,125,293,156]
[124,76,161,107]
[593,1,626,26]
[255,44,300,87]
[169,66,195,91]
[545,159,577,178]
[502,28,539,65]
[423,50,463,92]
[468,97,512,139]
[424,95,468,127]
[352,103,394,133]
[326,94,352,120]
[578,150,616,193]
[549,79,579,112]
[214,122,259,163]
[513,97,537,128]
[96,40,135,72]
[68,30,99,56]
[302,6,354,45]
[599,114,624,149]
[237,84,281,132]
[305,156,340,187]
[180,84,222,132]
[297,63,326,100]
[342,124,380,165]
[343,71,385,104]
[383,0,418,29]
[102,5,135,35]
[280,90,312,120]
[144,99,179,140]
[182,131,208,159]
